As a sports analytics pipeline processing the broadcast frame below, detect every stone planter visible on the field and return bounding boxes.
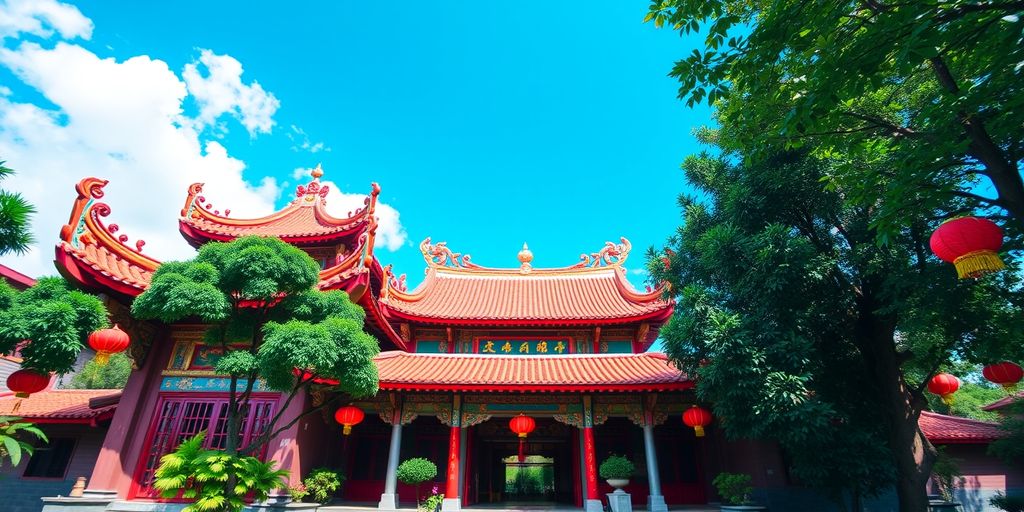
[720,506,767,511]
[606,478,630,491]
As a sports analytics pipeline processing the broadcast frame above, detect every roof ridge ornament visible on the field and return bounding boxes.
[420,237,480,270]
[573,237,631,268]
[295,164,330,205]
[518,243,533,274]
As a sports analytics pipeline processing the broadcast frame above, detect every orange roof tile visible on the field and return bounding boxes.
[919,411,1003,444]
[380,238,673,325]
[372,351,691,392]
[0,389,121,423]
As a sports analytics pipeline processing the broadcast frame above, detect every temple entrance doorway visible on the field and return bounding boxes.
[503,455,555,501]
[469,417,577,507]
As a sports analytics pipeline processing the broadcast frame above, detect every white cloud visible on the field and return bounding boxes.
[0,36,279,276]
[0,0,92,40]
[292,168,406,252]
[182,49,279,136]
[288,125,329,153]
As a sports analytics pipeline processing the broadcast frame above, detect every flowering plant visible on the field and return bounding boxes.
[420,485,444,512]
[288,483,308,502]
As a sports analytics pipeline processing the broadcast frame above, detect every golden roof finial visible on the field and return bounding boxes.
[518,242,534,273]
[311,163,324,180]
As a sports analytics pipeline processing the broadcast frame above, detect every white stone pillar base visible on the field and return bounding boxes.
[608,491,633,512]
[378,492,398,510]
[441,497,461,512]
[585,498,604,512]
[648,494,668,512]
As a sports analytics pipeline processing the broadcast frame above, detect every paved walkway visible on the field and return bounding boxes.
[318,504,719,512]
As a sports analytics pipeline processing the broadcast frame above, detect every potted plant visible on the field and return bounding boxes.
[420,485,444,512]
[303,468,344,504]
[288,483,309,503]
[713,472,766,511]
[599,454,636,491]
[397,457,439,508]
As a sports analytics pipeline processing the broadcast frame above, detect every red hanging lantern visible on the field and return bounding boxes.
[929,217,1005,279]
[509,414,536,462]
[983,362,1023,392]
[88,324,131,365]
[928,373,961,406]
[682,405,713,438]
[7,369,50,398]
[334,405,364,435]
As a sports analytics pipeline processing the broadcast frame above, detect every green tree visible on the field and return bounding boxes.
[0,416,47,467]
[0,278,108,373]
[396,457,438,505]
[989,400,1024,467]
[649,134,1024,511]
[132,236,379,503]
[68,352,132,389]
[0,160,34,255]
[645,0,1024,235]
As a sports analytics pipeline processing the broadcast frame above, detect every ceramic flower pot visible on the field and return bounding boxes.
[606,478,630,490]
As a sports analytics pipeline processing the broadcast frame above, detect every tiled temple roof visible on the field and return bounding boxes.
[371,350,690,392]
[53,174,405,349]
[919,411,1003,444]
[178,165,379,247]
[982,392,1022,412]
[380,238,673,329]
[0,389,121,424]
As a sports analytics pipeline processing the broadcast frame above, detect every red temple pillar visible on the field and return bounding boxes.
[582,395,602,512]
[583,426,599,500]
[442,395,462,511]
[445,424,461,497]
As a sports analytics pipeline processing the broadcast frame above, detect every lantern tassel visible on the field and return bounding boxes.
[941,394,955,406]
[12,399,22,413]
[694,425,705,437]
[1002,383,1017,394]
[518,438,525,463]
[94,352,110,366]
[953,250,1005,279]
[343,425,352,435]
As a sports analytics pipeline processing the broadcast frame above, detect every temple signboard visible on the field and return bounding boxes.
[473,337,573,355]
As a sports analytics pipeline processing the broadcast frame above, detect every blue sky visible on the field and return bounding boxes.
[0,1,711,290]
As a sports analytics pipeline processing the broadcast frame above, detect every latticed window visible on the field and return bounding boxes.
[132,394,277,498]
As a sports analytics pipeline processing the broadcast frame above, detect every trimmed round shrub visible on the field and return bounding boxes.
[598,455,636,479]
[396,458,438,485]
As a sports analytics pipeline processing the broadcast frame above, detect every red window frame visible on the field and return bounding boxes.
[130,392,278,499]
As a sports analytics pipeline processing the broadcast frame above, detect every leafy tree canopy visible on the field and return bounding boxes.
[0,160,35,255]
[646,0,1024,235]
[69,352,132,389]
[0,278,108,373]
[135,236,380,506]
[132,236,379,399]
[648,131,1024,509]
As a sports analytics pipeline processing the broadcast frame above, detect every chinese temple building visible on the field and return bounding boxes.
[34,168,1022,512]
[47,168,710,512]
